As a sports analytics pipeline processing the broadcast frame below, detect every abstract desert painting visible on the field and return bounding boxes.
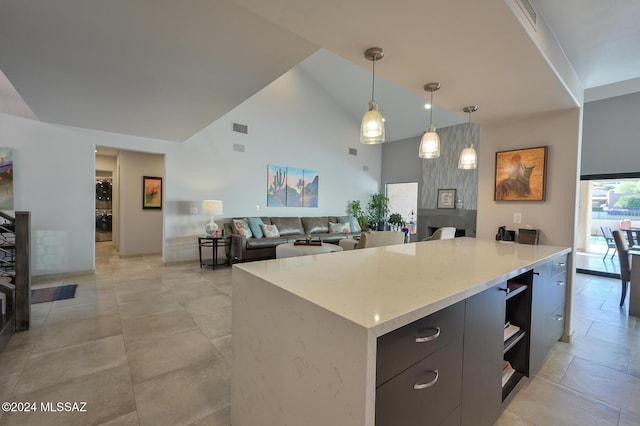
[267,165,318,207]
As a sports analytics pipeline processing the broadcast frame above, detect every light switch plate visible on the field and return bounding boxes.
[513,213,522,224]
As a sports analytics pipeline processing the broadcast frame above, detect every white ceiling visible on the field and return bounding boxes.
[534,0,640,91]
[0,0,639,142]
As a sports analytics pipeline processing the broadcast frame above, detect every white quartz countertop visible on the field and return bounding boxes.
[233,238,571,336]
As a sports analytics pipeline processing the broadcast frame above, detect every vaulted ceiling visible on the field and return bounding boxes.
[0,0,638,142]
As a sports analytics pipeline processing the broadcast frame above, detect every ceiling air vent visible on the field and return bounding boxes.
[516,0,537,28]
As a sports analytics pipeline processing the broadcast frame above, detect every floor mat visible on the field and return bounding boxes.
[31,284,78,304]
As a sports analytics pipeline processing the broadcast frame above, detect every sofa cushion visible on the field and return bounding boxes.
[329,222,351,233]
[246,237,287,249]
[301,217,329,234]
[337,215,362,233]
[270,217,305,236]
[232,218,253,238]
[248,217,265,239]
[261,224,281,238]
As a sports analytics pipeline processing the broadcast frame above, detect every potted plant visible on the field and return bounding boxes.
[388,213,405,231]
[367,192,390,231]
[349,200,369,229]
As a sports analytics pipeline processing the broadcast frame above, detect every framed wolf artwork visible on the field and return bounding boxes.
[494,146,547,201]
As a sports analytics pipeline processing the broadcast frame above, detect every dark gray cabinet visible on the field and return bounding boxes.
[530,254,568,374]
[375,301,465,426]
[375,255,568,425]
[376,337,464,426]
[502,271,533,399]
[376,301,465,387]
[461,284,505,426]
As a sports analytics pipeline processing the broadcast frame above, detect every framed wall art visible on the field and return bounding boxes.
[267,165,318,207]
[0,147,14,210]
[494,146,547,201]
[437,188,456,209]
[143,176,162,209]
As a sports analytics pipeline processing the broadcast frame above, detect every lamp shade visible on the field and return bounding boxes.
[202,200,223,216]
[458,146,478,169]
[418,124,440,159]
[360,102,385,144]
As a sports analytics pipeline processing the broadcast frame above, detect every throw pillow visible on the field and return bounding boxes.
[247,217,265,239]
[232,218,253,238]
[338,215,361,233]
[261,224,281,238]
[329,222,351,234]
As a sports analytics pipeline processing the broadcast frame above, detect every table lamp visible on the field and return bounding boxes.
[202,200,223,235]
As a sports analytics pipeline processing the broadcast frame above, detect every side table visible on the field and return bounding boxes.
[198,235,231,270]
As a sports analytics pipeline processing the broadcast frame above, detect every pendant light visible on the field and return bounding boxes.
[458,105,478,170]
[360,47,385,144]
[419,83,441,158]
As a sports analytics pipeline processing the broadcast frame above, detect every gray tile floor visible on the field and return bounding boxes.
[0,243,638,425]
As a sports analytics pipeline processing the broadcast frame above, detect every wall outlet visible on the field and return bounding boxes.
[190,207,198,214]
[256,205,260,211]
[513,213,522,224]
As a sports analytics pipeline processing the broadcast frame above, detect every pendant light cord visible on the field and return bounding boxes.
[467,110,472,147]
[371,59,376,103]
[429,90,434,124]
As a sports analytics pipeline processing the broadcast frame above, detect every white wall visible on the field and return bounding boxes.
[0,112,171,275]
[163,67,381,262]
[476,109,582,247]
[0,115,96,276]
[0,64,381,274]
[582,92,640,176]
[119,151,164,257]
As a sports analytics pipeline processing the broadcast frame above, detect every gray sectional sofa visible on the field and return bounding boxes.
[224,216,361,263]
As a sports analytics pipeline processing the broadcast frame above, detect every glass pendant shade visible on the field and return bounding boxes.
[360,102,385,144]
[458,145,477,169]
[419,124,440,159]
[458,105,478,169]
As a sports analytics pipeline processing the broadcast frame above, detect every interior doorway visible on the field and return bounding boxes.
[95,147,164,260]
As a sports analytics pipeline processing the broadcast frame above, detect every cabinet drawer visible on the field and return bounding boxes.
[547,274,567,313]
[551,255,568,278]
[375,337,463,426]
[546,304,565,345]
[376,301,464,386]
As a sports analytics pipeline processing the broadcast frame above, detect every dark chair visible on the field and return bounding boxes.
[612,230,630,306]
[624,229,637,247]
[600,226,617,260]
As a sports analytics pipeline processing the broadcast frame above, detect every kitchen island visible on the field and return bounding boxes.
[231,238,571,425]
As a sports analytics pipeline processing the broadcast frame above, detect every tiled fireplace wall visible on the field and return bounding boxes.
[419,123,480,240]
[418,209,477,240]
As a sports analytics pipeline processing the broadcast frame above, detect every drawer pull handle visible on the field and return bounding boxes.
[553,315,564,321]
[413,369,439,390]
[556,280,565,286]
[557,262,566,267]
[415,327,441,343]
[533,272,540,276]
